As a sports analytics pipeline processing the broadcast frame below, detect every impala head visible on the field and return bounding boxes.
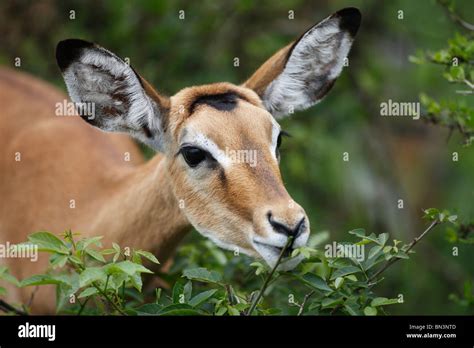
[56,8,361,269]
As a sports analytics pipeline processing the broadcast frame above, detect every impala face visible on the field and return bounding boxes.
[56,8,361,269]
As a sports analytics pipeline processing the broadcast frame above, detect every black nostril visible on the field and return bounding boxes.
[268,213,305,238]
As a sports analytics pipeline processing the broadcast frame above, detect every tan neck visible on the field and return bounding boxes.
[89,155,190,263]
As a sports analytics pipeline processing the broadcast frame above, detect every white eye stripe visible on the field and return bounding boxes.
[182,132,232,168]
[270,120,281,160]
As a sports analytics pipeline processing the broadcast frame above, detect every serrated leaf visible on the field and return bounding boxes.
[27,232,68,254]
[182,267,222,284]
[105,261,153,276]
[135,250,160,264]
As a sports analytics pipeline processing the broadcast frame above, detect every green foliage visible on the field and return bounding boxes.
[0,0,472,316]
[1,209,464,316]
[410,3,474,145]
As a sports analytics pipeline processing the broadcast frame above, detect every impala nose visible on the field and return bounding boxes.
[267,212,306,238]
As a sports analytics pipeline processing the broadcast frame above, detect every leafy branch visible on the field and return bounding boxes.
[246,236,294,316]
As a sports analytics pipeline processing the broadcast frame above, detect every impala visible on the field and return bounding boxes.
[0,8,361,313]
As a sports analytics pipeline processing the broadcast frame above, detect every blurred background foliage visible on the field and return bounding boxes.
[0,0,473,314]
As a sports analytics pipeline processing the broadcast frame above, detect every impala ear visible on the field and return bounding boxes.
[56,39,170,151]
[243,8,361,118]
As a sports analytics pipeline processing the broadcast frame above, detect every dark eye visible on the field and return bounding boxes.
[181,146,207,167]
[277,133,283,149]
[276,130,290,157]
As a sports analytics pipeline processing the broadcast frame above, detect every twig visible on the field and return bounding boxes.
[368,220,440,282]
[437,0,474,31]
[77,298,90,316]
[297,290,315,316]
[27,286,39,308]
[246,236,294,316]
[0,299,28,316]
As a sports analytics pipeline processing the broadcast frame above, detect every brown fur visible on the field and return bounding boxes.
[0,67,305,314]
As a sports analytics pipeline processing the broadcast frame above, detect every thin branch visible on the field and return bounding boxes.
[77,297,90,316]
[437,0,474,31]
[27,286,39,308]
[0,299,28,316]
[368,220,440,282]
[297,291,315,316]
[246,236,294,316]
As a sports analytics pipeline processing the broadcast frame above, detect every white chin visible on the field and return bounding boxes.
[254,242,305,271]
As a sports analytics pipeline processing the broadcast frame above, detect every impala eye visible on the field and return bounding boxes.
[181,146,208,167]
[276,130,290,157]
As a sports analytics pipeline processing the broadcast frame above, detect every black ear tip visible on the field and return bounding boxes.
[334,7,361,37]
[56,39,94,71]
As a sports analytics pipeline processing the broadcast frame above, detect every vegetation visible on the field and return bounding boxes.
[0,208,468,316]
[0,0,473,314]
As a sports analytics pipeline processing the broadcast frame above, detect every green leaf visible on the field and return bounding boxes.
[101,249,116,255]
[135,250,160,264]
[182,267,222,284]
[371,297,400,307]
[77,236,103,250]
[27,231,68,254]
[79,267,106,287]
[216,306,227,316]
[0,267,20,286]
[344,303,362,316]
[348,228,366,238]
[377,233,389,246]
[297,273,332,292]
[334,277,344,289]
[227,306,240,316]
[126,272,140,291]
[172,280,185,303]
[21,274,66,287]
[321,297,344,308]
[50,254,69,268]
[330,266,361,280]
[189,289,218,307]
[364,306,378,316]
[368,245,383,259]
[112,243,121,262]
[157,303,204,316]
[135,303,163,315]
[184,281,192,301]
[209,248,227,266]
[78,287,99,299]
[105,261,153,276]
[393,251,410,259]
[86,249,106,263]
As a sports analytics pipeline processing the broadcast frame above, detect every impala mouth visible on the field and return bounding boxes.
[252,231,309,270]
[253,240,294,258]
